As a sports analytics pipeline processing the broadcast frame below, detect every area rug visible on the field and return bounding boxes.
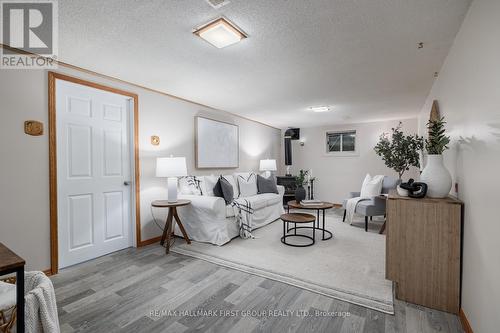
[171,210,394,314]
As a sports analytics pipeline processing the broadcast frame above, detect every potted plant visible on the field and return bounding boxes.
[295,169,309,203]
[420,117,451,198]
[374,123,424,195]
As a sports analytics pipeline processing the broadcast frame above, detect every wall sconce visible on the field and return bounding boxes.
[24,120,44,136]
[151,135,160,146]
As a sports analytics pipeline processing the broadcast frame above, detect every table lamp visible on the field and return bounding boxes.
[259,159,277,178]
[156,156,187,202]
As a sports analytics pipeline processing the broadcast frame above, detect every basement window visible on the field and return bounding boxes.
[326,130,357,155]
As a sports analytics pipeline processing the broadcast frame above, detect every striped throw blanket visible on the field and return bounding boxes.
[231,198,255,239]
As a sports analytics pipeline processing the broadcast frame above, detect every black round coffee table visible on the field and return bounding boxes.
[280,213,316,247]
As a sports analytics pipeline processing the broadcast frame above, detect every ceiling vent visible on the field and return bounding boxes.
[205,0,230,9]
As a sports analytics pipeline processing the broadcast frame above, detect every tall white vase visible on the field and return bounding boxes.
[420,154,452,198]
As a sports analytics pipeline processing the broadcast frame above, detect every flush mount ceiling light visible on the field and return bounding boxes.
[308,106,331,113]
[194,17,247,49]
[205,0,230,9]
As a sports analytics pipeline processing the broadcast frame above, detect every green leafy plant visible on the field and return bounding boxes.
[296,169,309,186]
[374,123,424,180]
[426,117,450,154]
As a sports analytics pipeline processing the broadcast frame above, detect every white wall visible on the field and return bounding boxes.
[285,119,419,204]
[417,1,500,331]
[0,67,281,271]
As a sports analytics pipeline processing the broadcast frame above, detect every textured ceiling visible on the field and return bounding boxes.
[58,0,471,128]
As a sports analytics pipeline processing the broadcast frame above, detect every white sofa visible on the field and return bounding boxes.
[174,173,285,245]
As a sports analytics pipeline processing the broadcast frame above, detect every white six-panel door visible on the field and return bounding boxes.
[56,79,133,268]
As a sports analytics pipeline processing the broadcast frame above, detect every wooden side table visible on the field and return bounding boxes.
[151,200,191,253]
[287,200,334,240]
[0,243,25,333]
[280,213,316,247]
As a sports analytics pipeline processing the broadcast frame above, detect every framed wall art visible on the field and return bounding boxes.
[195,116,239,168]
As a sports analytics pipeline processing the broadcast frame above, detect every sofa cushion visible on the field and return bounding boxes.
[236,173,258,197]
[264,193,282,206]
[257,174,278,194]
[237,195,267,210]
[236,193,281,210]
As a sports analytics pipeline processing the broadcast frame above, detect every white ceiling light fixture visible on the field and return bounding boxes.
[308,106,331,113]
[194,17,247,49]
[205,0,231,10]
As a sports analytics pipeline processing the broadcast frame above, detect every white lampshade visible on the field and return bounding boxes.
[259,159,277,172]
[156,157,187,178]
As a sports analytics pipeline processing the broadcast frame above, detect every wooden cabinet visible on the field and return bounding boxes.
[386,191,463,314]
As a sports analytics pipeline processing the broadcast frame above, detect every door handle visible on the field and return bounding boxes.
[124,181,131,186]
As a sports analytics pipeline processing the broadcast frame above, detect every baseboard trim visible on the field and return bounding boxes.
[139,236,161,247]
[42,237,161,275]
[459,308,473,333]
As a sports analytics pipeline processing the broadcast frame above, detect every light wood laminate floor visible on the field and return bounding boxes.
[51,244,464,333]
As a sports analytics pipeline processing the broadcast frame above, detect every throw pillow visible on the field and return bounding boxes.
[257,175,278,194]
[237,173,258,197]
[201,175,218,196]
[214,176,234,204]
[178,176,203,195]
[360,174,384,197]
[223,175,239,198]
[213,175,238,196]
[213,179,223,198]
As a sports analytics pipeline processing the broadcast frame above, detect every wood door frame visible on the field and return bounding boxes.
[48,72,141,275]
